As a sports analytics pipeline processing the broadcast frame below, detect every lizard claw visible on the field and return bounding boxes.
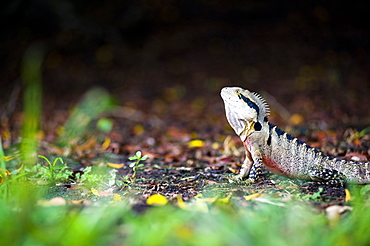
[228,174,245,183]
[219,174,243,183]
[219,174,256,186]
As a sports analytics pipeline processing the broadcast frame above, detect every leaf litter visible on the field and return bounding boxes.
[1,85,370,216]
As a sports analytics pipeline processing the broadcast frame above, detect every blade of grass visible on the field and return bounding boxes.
[20,43,44,167]
[57,87,115,146]
[0,137,6,182]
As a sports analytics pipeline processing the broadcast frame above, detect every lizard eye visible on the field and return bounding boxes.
[254,122,262,131]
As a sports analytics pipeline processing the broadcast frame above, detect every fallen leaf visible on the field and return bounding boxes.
[49,197,67,206]
[177,194,188,210]
[211,142,220,150]
[107,162,124,169]
[288,113,304,125]
[74,137,97,152]
[188,139,205,148]
[194,193,203,198]
[216,194,231,204]
[4,151,20,161]
[91,188,100,196]
[178,195,209,213]
[38,197,67,206]
[326,205,352,225]
[133,124,145,135]
[94,188,114,197]
[345,189,351,202]
[147,194,168,206]
[0,169,10,176]
[244,193,264,200]
[69,199,87,205]
[102,137,111,150]
[229,167,238,173]
[344,153,368,162]
[0,169,11,183]
[112,193,122,202]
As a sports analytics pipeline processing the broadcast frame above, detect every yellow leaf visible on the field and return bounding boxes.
[147,194,168,206]
[113,193,122,202]
[177,195,210,213]
[102,137,111,150]
[107,163,124,169]
[289,113,304,126]
[229,168,238,173]
[17,164,24,172]
[91,188,100,196]
[176,225,193,239]
[56,126,64,136]
[190,132,198,139]
[37,130,45,140]
[211,142,220,150]
[194,193,203,198]
[188,139,205,148]
[70,199,87,205]
[75,137,96,152]
[4,151,20,161]
[1,130,11,140]
[0,169,10,183]
[244,193,263,200]
[133,124,145,135]
[177,195,188,210]
[217,194,231,204]
[345,189,351,202]
[0,169,10,176]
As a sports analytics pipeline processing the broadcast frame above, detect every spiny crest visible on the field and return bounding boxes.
[220,87,270,121]
[251,92,270,117]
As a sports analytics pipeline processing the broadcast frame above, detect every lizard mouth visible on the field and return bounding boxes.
[239,121,255,141]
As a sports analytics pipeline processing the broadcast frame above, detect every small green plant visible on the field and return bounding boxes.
[116,151,147,187]
[96,118,114,133]
[128,151,147,179]
[300,187,324,201]
[24,155,73,185]
[75,166,116,187]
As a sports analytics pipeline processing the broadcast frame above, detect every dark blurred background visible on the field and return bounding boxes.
[0,0,369,115]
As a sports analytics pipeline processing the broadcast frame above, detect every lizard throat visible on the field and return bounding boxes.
[239,121,255,141]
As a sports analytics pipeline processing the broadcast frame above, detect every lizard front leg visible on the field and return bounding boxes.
[247,147,265,182]
[230,149,253,182]
[229,146,265,183]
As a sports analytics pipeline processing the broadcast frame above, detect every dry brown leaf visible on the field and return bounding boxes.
[326,205,352,225]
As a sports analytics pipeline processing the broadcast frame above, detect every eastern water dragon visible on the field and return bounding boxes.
[221,87,370,185]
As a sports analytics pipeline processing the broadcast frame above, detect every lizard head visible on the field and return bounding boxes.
[221,87,270,141]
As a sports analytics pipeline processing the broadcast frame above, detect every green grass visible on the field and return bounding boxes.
[20,43,43,167]
[1,191,370,246]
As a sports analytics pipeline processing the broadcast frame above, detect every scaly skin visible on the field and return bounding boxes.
[221,87,370,185]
